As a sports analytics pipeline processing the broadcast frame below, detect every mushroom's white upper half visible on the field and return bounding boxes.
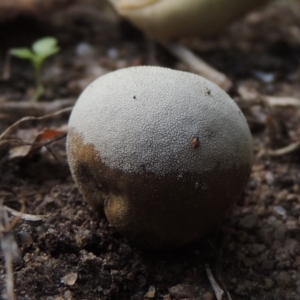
[68,66,253,176]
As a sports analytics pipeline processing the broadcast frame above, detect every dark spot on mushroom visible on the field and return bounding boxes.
[206,88,211,96]
[191,137,200,149]
[133,95,136,99]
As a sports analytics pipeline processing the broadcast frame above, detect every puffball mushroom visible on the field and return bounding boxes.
[109,0,273,91]
[67,66,253,249]
[109,0,273,41]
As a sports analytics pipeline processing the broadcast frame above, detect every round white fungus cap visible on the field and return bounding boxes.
[68,66,252,175]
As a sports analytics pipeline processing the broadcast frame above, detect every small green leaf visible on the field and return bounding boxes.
[41,46,60,58]
[9,48,34,60]
[32,37,60,57]
[8,36,60,102]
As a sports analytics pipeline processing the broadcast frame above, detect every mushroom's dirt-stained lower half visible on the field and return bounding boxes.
[67,129,252,249]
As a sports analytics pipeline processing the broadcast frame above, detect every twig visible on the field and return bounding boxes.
[0,186,17,196]
[0,201,20,300]
[205,231,233,300]
[45,144,59,160]
[264,96,300,107]
[238,86,300,108]
[1,200,25,233]
[205,264,224,300]
[4,205,46,222]
[161,41,232,91]
[0,99,75,117]
[0,107,72,142]
[1,52,11,81]
[268,141,300,156]
[0,132,67,148]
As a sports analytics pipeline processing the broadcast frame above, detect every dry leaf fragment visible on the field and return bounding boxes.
[0,107,71,158]
[144,285,156,298]
[9,128,67,159]
[0,107,72,142]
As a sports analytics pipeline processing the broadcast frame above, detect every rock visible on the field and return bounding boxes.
[144,286,156,298]
[168,284,197,299]
[273,206,287,217]
[239,215,258,229]
[250,243,266,256]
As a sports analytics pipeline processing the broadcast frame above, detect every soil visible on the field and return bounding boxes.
[1,1,300,299]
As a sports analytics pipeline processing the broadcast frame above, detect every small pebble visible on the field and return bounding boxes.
[115,59,127,69]
[64,290,72,300]
[19,231,33,245]
[250,243,266,256]
[169,284,197,299]
[107,48,119,59]
[62,272,78,286]
[277,272,291,288]
[239,215,258,229]
[144,285,156,298]
[36,225,47,235]
[252,70,275,83]
[286,194,298,201]
[87,65,107,78]
[202,291,215,300]
[286,239,297,256]
[277,261,291,269]
[265,171,274,184]
[273,221,286,240]
[261,260,275,270]
[267,215,277,225]
[130,292,144,300]
[75,42,95,58]
[23,253,31,263]
[286,219,297,231]
[273,206,287,217]
[277,189,289,201]
[264,278,273,289]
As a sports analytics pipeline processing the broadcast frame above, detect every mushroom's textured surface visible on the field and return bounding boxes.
[67,66,253,249]
[109,0,273,41]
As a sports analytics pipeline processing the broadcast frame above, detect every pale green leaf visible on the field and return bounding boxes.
[32,37,60,57]
[9,48,34,60]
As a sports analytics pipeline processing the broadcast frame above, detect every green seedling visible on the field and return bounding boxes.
[10,37,60,101]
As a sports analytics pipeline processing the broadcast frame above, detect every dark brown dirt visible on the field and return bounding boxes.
[1,1,300,299]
